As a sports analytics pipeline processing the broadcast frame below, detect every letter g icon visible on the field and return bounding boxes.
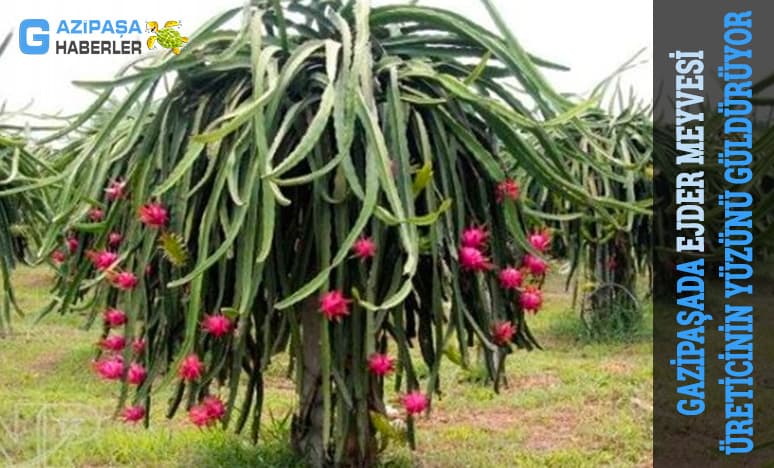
[19,19,49,54]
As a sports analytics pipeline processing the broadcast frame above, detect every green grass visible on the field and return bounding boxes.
[0,266,652,467]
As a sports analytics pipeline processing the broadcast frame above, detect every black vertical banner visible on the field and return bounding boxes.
[654,1,774,466]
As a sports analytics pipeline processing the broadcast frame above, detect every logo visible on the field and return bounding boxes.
[145,20,188,55]
[18,19,145,55]
[19,19,49,54]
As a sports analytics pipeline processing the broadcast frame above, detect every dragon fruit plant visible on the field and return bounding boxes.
[36,1,643,465]
[519,99,653,334]
[0,134,47,335]
[1,31,55,334]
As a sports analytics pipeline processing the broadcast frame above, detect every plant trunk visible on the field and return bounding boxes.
[290,300,381,467]
[292,298,326,467]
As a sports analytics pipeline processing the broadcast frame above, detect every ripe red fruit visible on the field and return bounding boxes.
[495,179,519,203]
[90,250,119,271]
[123,405,145,423]
[66,236,79,254]
[319,291,352,322]
[105,180,127,201]
[127,363,147,385]
[528,229,552,253]
[491,320,517,346]
[132,338,146,355]
[460,226,488,249]
[498,267,523,290]
[367,353,396,377]
[100,335,126,352]
[51,250,66,265]
[188,396,225,427]
[202,396,225,421]
[108,232,123,248]
[103,308,127,327]
[88,208,105,222]
[138,202,169,228]
[352,236,377,260]
[94,357,124,380]
[519,286,543,312]
[523,254,548,277]
[189,405,212,427]
[401,391,428,415]
[201,314,232,338]
[458,246,491,272]
[112,271,138,290]
[179,354,204,381]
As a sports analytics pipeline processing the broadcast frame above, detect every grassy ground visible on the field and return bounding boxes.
[0,266,652,467]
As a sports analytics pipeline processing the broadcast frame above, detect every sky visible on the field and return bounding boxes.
[0,0,653,126]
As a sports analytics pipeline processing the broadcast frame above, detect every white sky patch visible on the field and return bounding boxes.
[0,0,652,128]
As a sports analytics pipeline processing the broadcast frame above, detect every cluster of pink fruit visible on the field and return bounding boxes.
[458,224,551,345]
[368,353,428,416]
[60,180,234,427]
[97,311,234,425]
[315,291,428,416]
[458,179,552,348]
[93,308,149,422]
[307,179,529,418]
[169,314,233,428]
[89,177,530,424]
[50,180,167,291]
[314,238,429,417]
